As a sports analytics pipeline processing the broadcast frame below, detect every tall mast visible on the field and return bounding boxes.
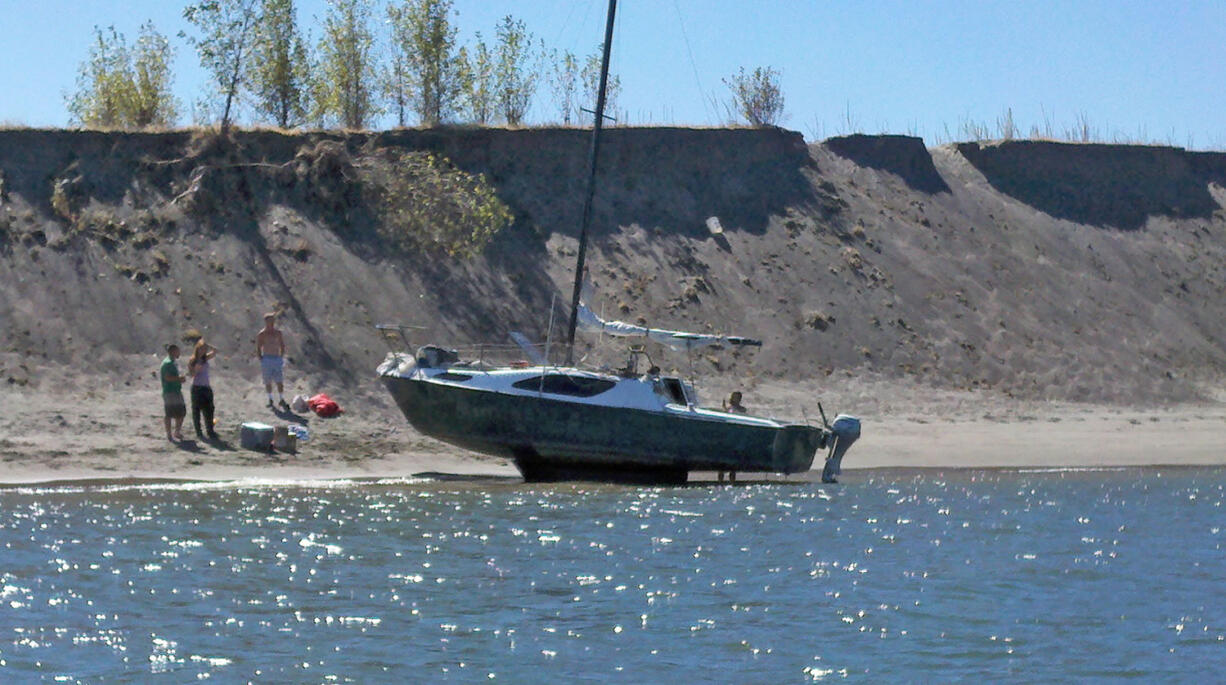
[564,0,618,365]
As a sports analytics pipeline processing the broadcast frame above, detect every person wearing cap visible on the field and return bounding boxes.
[161,344,186,442]
[255,312,290,410]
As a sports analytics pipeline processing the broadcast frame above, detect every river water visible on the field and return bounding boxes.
[1,467,1223,681]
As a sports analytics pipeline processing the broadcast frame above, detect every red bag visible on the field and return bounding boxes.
[308,393,343,417]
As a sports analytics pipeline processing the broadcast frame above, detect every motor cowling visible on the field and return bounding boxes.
[821,415,861,483]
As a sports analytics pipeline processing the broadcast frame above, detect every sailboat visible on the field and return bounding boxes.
[377,0,860,484]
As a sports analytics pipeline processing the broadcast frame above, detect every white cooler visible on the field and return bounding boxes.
[239,422,274,450]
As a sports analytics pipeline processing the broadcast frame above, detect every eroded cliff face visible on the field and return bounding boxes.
[1,127,1224,403]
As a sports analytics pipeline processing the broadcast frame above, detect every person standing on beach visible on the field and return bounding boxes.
[161,344,186,442]
[189,338,219,441]
[256,313,290,410]
[717,391,748,483]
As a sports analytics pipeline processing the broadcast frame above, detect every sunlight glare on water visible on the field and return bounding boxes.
[1,468,1223,680]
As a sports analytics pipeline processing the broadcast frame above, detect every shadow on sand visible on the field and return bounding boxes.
[174,439,204,453]
[204,436,236,451]
[270,406,310,425]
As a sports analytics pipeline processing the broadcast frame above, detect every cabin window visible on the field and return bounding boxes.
[433,372,473,382]
[661,377,689,405]
[512,374,616,397]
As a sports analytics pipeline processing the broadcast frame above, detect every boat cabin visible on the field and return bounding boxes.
[656,376,696,406]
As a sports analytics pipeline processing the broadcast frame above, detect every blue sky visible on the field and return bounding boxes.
[2,0,1224,147]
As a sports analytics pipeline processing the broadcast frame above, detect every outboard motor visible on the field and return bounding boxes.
[821,414,861,483]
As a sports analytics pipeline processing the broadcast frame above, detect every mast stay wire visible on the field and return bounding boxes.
[672,0,712,125]
[551,0,596,55]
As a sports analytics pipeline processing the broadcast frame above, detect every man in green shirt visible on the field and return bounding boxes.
[161,344,186,442]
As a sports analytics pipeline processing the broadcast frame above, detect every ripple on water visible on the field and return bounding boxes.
[0,468,1224,679]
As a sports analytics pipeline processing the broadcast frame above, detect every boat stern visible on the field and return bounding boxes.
[771,424,827,473]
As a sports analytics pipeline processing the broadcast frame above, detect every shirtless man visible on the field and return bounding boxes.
[255,313,289,410]
[723,390,748,414]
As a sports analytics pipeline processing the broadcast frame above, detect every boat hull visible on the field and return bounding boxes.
[381,375,822,483]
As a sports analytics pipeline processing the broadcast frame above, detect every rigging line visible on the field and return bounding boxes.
[672,0,710,125]
[551,0,594,52]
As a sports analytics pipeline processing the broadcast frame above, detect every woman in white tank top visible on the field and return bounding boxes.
[189,339,219,441]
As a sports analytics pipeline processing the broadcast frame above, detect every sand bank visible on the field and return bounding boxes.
[2,381,1222,488]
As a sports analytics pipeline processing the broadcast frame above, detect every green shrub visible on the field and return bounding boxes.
[724,66,785,127]
[362,149,512,256]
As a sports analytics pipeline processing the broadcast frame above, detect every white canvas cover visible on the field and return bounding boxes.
[576,303,761,351]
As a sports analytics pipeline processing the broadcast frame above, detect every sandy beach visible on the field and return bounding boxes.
[4,375,1222,487]
[3,129,1226,486]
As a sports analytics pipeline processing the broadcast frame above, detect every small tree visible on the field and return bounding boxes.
[724,66,785,127]
[547,49,580,125]
[66,26,134,128]
[67,23,177,129]
[381,21,412,127]
[182,0,260,131]
[315,0,378,129]
[580,45,620,123]
[462,34,496,125]
[128,22,178,127]
[387,0,465,127]
[249,0,311,128]
[494,15,537,126]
